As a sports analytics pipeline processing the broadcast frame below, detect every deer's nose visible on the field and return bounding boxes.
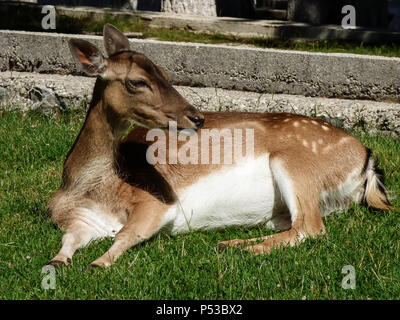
[188,116,205,129]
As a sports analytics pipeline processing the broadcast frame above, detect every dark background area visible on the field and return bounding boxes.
[4,0,400,30]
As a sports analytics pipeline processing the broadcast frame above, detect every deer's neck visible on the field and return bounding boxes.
[61,81,119,192]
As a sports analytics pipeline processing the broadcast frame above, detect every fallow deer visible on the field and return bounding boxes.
[49,24,394,267]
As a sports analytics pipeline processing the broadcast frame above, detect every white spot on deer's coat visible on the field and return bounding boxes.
[339,137,351,144]
[312,141,317,153]
[321,125,329,131]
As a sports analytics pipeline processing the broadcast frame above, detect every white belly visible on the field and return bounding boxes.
[161,155,277,234]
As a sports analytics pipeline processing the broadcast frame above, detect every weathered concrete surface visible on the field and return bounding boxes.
[1,30,400,103]
[1,71,399,134]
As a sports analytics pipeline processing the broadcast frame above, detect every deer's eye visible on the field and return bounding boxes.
[126,80,150,92]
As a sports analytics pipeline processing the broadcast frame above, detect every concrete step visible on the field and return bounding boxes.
[2,29,400,104]
[1,71,398,134]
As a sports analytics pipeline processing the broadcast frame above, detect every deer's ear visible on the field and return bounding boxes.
[155,65,170,83]
[68,39,106,76]
[103,24,130,57]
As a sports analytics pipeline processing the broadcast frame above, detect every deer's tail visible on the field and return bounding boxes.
[363,153,394,211]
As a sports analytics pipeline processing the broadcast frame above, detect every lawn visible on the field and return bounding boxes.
[0,110,399,300]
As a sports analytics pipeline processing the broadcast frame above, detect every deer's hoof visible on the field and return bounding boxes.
[217,239,244,251]
[48,257,71,266]
[90,257,111,268]
[217,242,227,251]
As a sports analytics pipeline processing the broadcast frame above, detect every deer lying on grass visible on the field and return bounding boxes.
[49,24,393,267]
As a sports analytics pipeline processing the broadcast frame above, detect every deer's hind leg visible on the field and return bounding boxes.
[49,207,122,266]
[218,154,326,254]
[50,221,100,266]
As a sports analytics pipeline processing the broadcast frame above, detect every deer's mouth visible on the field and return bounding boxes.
[186,115,204,129]
[127,108,204,132]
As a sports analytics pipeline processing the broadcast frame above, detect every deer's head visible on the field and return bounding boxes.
[68,24,204,132]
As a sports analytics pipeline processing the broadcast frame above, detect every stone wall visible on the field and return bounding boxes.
[162,0,216,16]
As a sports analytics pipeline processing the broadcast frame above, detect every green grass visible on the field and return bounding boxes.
[0,110,399,300]
[2,10,400,57]
[144,28,400,57]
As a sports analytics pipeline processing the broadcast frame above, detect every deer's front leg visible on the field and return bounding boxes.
[90,200,168,268]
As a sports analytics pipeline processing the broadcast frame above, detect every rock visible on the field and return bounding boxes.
[28,85,61,114]
[29,85,52,101]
